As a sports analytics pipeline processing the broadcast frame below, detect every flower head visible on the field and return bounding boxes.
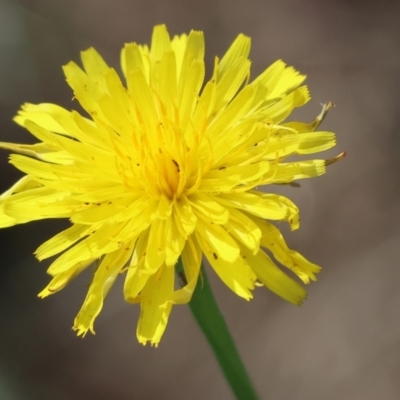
[0,25,342,345]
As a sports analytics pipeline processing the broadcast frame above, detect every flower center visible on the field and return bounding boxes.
[154,151,181,199]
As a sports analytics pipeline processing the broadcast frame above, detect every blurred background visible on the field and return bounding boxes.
[0,0,399,399]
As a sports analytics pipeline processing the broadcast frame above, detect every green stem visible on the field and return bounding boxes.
[177,260,258,400]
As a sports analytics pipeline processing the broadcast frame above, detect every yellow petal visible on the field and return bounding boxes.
[195,217,240,263]
[191,80,216,131]
[157,50,178,106]
[284,101,334,133]
[168,236,202,304]
[165,217,185,266]
[0,175,39,199]
[73,243,134,336]
[124,229,151,302]
[217,191,287,221]
[249,60,286,110]
[35,224,87,260]
[211,119,267,167]
[2,186,76,222]
[123,261,150,304]
[218,34,251,79]
[269,160,326,183]
[207,85,255,150]
[214,57,251,112]
[200,160,271,194]
[177,60,205,131]
[224,207,261,253]
[98,93,134,139]
[144,218,167,272]
[121,43,148,87]
[47,222,133,275]
[296,131,336,154]
[196,231,255,300]
[256,192,300,230]
[240,244,307,305]
[251,217,321,283]
[170,33,188,76]
[267,65,307,101]
[0,204,16,227]
[14,103,71,134]
[0,176,41,226]
[263,86,310,124]
[173,195,197,237]
[189,192,229,224]
[80,47,109,93]
[38,259,93,298]
[177,30,204,84]
[128,69,159,135]
[62,61,104,116]
[150,24,171,61]
[137,264,174,346]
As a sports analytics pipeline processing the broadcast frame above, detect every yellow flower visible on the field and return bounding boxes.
[0,25,343,346]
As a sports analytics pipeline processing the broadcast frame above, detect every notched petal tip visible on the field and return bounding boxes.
[73,324,96,338]
[296,292,308,306]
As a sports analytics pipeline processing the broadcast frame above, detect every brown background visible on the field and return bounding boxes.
[0,0,399,399]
